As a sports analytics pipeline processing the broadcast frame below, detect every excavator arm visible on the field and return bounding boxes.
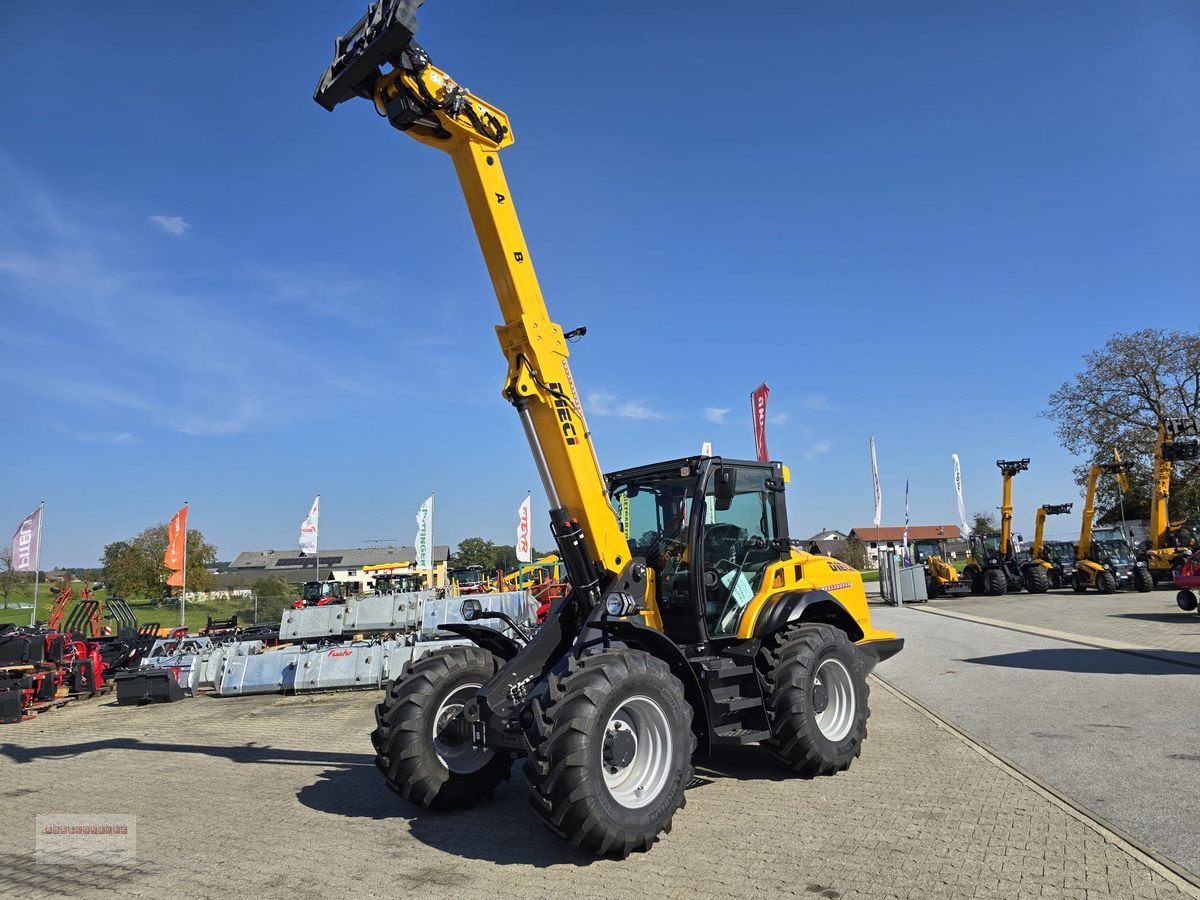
[1078,462,1126,561]
[315,2,641,633]
[995,459,1029,555]
[1032,503,1072,559]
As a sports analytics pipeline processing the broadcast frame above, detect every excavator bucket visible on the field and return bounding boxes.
[314,0,424,111]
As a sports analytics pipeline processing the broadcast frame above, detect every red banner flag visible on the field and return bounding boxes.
[751,383,770,462]
[164,504,188,571]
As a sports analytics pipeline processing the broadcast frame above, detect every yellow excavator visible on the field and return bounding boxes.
[911,538,969,598]
[1142,417,1200,585]
[962,459,1049,595]
[314,1,902,857]
[1029,503,1073,589]
[1073,461,1153,593]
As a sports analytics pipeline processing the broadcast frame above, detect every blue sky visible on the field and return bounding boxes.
[2,1,1197,567]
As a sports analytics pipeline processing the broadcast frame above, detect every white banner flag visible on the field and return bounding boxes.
[415,495,434,570]
[11,505,42,572]
[299,496,320,555]
[516,494,532,563]
[952,454,971,536]
[870,436,882,528]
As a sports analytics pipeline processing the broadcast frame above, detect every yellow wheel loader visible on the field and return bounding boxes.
[1142,418,1200,585]
[961,459,1049,595]
[1030,503,1073,589]
[1073,462,1153,593]
[314,1,902,858]
[911,538,969,598]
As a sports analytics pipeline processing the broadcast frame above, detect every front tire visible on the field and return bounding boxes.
[1096,570,1117,594]
[983,569,1007,596]
[1133,567,1153,593]
[1025,566,1049,594]
[371,646,512,810]
[758,623,869,776]
[1177,590,1198,612]
[1072,570,1087,593]
[524,649,694,858]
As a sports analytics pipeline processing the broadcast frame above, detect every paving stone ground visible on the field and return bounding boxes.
[925,586,1200,656]
[1,680,1194,899]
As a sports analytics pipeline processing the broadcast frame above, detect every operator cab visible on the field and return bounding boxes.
[910,539,943,565]
[606,456,789,646]
[969,533,1005,565]
[301,580,344,607]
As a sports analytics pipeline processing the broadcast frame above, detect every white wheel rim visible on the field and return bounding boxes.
[813,658,856,742]
[433,682,492,774]
[602,695,674,810]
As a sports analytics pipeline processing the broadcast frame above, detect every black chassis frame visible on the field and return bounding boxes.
[446,455,879,759]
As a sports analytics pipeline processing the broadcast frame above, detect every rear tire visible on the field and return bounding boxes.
[926,578,941,600]
[1072,571,1087,593]
[1024,566,1050,594]
[1177,590,1198,612]
[1049,569,1062,590]
[1096,570,1117,594]
[1133,567,1153,593]
[983,569,1007,596]
[758,623,869,776]
[524,649,693,858]
[371,646,512,810]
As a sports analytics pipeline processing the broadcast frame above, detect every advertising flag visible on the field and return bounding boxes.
[902,478,911,564]
[516,494,532,563]
[870,436,882,528]
[11,506,41,573]
[952,454,971,536]
[415,495,434,570]
[164,504,188,571]
[751,383,770,462]
[299,496,320,556]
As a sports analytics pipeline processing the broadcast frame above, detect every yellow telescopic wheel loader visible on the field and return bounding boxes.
[313,1,903,858]
[1073,462,1153,593]
[1030,503,1073,589]
[911,539,969,599]
[1143,418,1200,585]
[961,459,1049,595]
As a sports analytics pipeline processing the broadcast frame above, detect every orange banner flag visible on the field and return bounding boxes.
[164,504,188,571]
[166,569,184,587]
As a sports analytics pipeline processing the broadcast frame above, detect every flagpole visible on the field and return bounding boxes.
[429,492,435,587]
[315,494,321,582]
[180,501,188,629]
[29,501,44,628]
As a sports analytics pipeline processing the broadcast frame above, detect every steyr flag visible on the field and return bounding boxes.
[516,495,532,564]
[415,495,434,570]
[164,504,188,572]
[952,454,971,537]
[901,478,911,565]
[870,436,882,528]
[751,382,770,462]
[299,496,319,556]
[10,506,41,572]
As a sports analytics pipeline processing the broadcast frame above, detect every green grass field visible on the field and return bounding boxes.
[0,585,259,634]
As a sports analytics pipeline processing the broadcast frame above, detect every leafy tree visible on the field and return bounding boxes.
[450,537,498,570]
[0,549,22,609]
[971,511,999,535]
[1045,327,1200,522]
[239,575,295,624]
[100,541,130,587]
[106,524,218,600]
[831,536,868,570]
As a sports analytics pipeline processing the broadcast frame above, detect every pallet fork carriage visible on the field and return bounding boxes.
[314,0,901,856]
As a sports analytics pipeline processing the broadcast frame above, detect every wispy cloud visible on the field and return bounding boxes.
[588,391,664,420]
[801,394,839,411]
[149,215,190,236]
[804,440,833,460]
[0,162,387,438]
[768,412,790,426]
[704,407,730,424]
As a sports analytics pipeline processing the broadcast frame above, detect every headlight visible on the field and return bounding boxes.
[604,593,638,617]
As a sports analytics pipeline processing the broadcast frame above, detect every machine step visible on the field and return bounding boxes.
[712,724,772,745]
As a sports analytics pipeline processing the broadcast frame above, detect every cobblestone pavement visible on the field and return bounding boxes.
[1,684,1195,899]
[925,587,1200,656]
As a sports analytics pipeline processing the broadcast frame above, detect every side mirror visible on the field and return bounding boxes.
[714,467,737,511]
[460,598,483,621]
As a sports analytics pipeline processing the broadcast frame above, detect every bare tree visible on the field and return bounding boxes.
[1044,328,1200,521]
[0,548,21,609]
